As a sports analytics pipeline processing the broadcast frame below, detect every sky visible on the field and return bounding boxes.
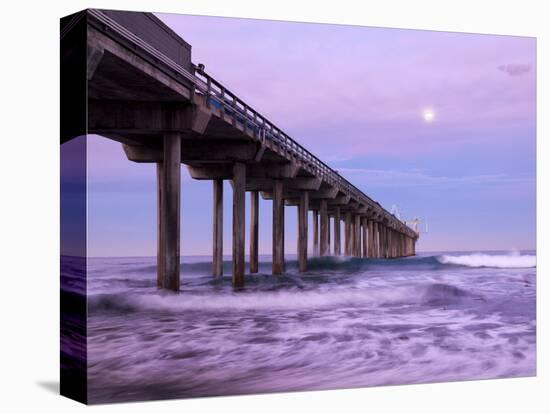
[86,13,536,256]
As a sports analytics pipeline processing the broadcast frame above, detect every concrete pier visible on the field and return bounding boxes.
[74,9,420,291]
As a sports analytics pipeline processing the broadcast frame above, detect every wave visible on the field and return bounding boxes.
[88,282,478,315]
[437,253,536,269]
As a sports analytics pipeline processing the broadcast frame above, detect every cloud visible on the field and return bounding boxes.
[336,167,534,189]
[498,63,531,76]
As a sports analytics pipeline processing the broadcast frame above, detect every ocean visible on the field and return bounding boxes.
[62,251,536,403]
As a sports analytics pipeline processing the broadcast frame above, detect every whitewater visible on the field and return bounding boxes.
[67,251,536,403]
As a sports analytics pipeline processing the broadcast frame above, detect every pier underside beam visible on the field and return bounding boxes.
[212,179,223,277]
[232,163,246,286]
[250,190,259,273]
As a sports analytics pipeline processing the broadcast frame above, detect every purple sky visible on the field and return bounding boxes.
[87,14,536,256]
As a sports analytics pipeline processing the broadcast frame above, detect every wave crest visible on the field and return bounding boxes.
[437,253,535,269]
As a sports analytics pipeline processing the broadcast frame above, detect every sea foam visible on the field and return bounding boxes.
[437,253,536,268]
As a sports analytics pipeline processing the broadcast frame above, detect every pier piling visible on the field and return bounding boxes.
[250,190,259,273]
[273,179,285,274]
[320,199,329,256]
[232,163,246,286]
[298,191,309,271]
[212,179,223,277]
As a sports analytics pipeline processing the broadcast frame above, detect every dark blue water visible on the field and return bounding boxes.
[75,251,535,403]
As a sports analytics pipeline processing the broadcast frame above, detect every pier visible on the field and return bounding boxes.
[61,9,419,290]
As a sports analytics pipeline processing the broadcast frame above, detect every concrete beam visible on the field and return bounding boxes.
[246,177,322,192]
[310,186,339,199]
[329,195,351,206]
[248,162,299,179]
[124,140,262,163]
[89,98,211,136]
[187,165,232,180]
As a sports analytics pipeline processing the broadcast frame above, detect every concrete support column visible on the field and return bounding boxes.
[250,190,259,273]
[367,220,374,258]
[273,179,285,274]
[378,223,388,259]
[381,226,391,259]
[376,222,382,258]
[158,133,181,291]
[212,179,223,277]
[328,216,331,251]
[297,191,309,272]
[345,212,352,256]
[156,163,164,288]
[354,215,361,257]
[320,199,329,256]
[312,210,319,256]
[232,163,246,286]
[334,207,341,256]
[388,228,392,258]
[362,217,368,258]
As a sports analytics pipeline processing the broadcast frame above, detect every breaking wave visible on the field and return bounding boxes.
[437,253,536,269]
[87,282,477,314]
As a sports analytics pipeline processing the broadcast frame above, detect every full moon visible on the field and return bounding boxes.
[423,109,435,123]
